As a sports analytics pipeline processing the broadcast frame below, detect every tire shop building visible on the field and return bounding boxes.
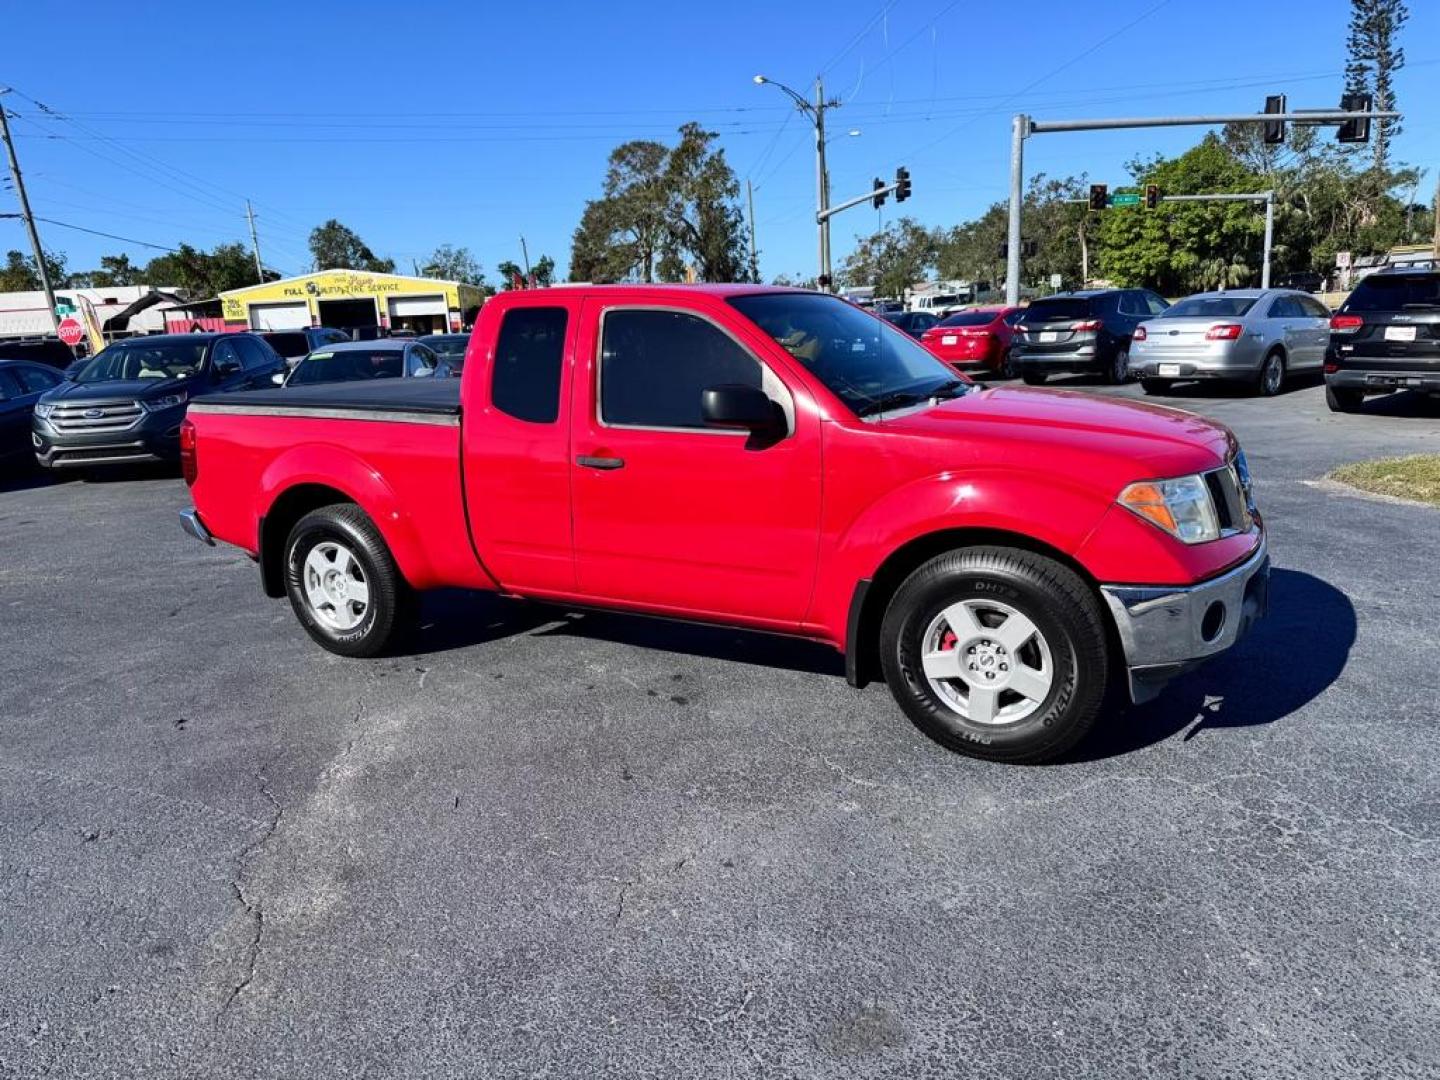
[217,269,485,336]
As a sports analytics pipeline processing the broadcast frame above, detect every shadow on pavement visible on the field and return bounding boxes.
[1074,568,1356,761]
[1349,390,1440,420]
[0,466,58,494]
[1155,372,1325,399]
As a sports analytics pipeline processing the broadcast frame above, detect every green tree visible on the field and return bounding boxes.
[839,218,937,298]
[418,244,486,286]
[496,254,556,289]
[0,248,69,291]
[1345,0,1408,170]
[308,219,395,273]
[70,253,142,289]
[143,242,269,296]
[569,124,748,282]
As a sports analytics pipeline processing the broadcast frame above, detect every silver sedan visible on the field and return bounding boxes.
[1129,288,1332,396]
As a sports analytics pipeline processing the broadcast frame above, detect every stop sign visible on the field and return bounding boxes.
[57,317,85,347]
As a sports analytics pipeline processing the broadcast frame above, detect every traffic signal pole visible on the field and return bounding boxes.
[1004,105,1399,306]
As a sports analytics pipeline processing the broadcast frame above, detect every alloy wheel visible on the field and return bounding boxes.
[919,598,1054,725]
[302,541,370,631]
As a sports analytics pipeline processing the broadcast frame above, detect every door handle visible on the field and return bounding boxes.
[576,455,625,470]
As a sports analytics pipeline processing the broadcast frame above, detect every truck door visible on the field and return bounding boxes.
[461,296,583,592]
[569,300,822,627]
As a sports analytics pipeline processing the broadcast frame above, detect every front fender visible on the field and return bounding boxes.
[256,443,439,589]
[810,467,1113,644]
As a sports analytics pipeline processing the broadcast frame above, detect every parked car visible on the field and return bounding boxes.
[32,333,286,470]
[0,338,76,370]
[920,306,1025,377]
[0,359,65,470]
[1012,289,1170,384]
[909,292,969,317]
[418,333,470,371]
[1324,268,1440,412]
[279,340,450,387]
[1277,271,1325,293]
[260,327,353,369]
[1129,289,1331,396]
[882,310,940,339]
[179,285,1267,765]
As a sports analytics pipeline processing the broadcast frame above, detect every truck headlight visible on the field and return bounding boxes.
[1118,473,1220,544]
[140,392,188,413]
[33,402,55,418]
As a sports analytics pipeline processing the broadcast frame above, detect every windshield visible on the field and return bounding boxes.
[1160,296,1259,318]
[262,332,309,358]
[421,335,468,358]
[288,348,404,385]
[730,292,969,416]
[938,309,1001,327]
[75,340,207,383]
[1344,274,1440,312]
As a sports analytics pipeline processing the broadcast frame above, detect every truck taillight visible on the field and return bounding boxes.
[1205,323,1243,341]
[179,418,197,485]
[1133,325,1148,341]
[1071,319,1101,331]
[1330,314,1364,333]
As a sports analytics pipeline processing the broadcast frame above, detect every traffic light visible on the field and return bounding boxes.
[1337,93,1372,143]
[871,178,887,210]
[1263,94,1286,145]
[1088,184,1108,211]
[1144,183,1161,210]
[895,166,911,202]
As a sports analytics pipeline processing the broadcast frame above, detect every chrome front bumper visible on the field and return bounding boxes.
[1100,533,1269,703]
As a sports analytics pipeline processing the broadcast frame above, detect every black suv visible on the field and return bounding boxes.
[1013,288,1170,384]
[260,326,353,368]
[1325,269,1440,412]
[32,333,285,470]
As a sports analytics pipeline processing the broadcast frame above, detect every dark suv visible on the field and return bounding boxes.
[1325,269,1440,412]
[1013,288,1170,384]
[32,333,285,470]
[260,327,353,368]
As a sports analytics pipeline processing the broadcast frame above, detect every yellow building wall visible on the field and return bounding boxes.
[221,271,480,329]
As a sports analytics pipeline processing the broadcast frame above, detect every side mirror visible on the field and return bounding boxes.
[701,384,783,434]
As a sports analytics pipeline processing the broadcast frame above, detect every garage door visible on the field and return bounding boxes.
[388,295,446,319]
[248,301,310,330]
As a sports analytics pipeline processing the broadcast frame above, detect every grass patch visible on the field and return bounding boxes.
[1329,454,1440,506]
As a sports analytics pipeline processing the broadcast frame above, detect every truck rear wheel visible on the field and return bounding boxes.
[1326,384,1364,413]
[878,547,1109,764]
[283,504,415,658]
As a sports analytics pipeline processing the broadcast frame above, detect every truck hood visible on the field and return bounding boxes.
[882,384,1236,478]
[42,376,193,404]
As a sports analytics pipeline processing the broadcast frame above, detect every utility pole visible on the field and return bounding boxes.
[814,77,832,290]
[1432,174,1439,259]
[519,235,531,278]
[245,199,264,281]
[0,93,60,334]
[746,178,758,283]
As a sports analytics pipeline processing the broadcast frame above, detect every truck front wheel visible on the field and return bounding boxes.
[878,547,1109,764]
[283,504,415,658]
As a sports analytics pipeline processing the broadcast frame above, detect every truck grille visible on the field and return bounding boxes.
[47,401,143,433]
[1205,463,1252,535]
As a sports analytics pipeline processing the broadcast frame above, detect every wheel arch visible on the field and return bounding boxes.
[845,526,1118,689]
[258,483,357,597]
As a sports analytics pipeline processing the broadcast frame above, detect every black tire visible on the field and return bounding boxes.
[1106,346,1131,385]
[283,503,416,658]
[1021,370,1047,386]
[1326,383,1364,413]
[1140,378,1172,395]
[878,547,1109,764]
[998,347,1018,379]
[1256,351,1285,397]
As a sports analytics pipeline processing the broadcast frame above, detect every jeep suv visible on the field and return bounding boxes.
[1012,288,1169,385]
[1325,269,1440,412]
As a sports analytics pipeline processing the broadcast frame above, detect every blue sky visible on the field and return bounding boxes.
[3,0,1436,286]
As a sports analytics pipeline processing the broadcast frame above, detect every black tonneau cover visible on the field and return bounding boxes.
[193,379,460,417]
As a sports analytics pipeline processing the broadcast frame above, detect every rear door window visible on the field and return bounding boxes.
[1142,292,1170,315]
[1343,275,1440,312]
[492,306,567,423]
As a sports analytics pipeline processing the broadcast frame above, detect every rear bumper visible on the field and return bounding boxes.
[1013,345,1100,373]
[1129,340,1263,378]
[1326,367,1440,394]
[179,508,216,547]
[1100,533,1269,704]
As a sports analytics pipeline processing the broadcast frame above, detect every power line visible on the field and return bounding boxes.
[820,0,903,77]
[0,214,178,251]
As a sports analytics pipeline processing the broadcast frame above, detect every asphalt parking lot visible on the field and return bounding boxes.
[2,377,1438,1079]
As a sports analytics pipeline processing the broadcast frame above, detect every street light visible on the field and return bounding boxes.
[754,73,842,289]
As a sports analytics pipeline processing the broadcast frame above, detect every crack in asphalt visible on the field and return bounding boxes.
[215,766,283,1027]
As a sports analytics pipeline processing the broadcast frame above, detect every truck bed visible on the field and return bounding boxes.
[193,379,460,420]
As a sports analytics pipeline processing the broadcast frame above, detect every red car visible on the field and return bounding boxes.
[921,305,1025,377]
[180,285,1267,764]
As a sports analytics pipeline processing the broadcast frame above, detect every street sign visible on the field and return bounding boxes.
[56,317,85,347]
[1335,250,1352,269]
[1109,193,1142,207]
[1050,273,1063,289]
[54,301,76,316]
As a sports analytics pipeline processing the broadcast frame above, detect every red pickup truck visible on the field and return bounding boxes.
[179,285,1268,763]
